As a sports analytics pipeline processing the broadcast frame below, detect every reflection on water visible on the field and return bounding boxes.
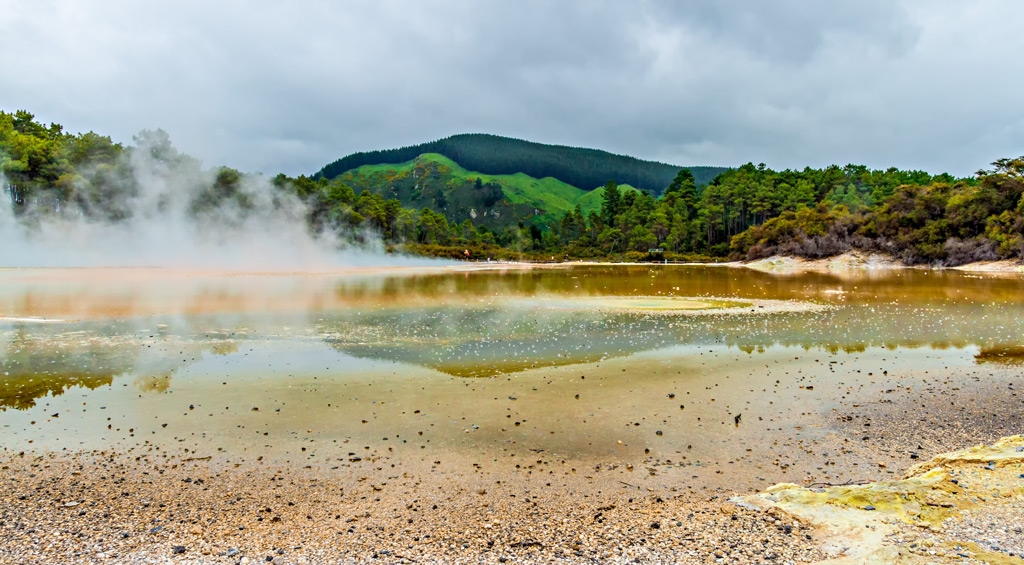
[2,265,1024,411]
[0,323,241,410]
[975,345,1024,365]
[0,329,122,410]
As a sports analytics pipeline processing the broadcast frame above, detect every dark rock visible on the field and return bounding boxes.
[172,545,186,555]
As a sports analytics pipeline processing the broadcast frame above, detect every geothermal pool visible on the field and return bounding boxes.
[2,264,1023,493]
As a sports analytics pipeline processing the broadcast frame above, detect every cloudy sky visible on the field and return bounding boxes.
[2,0,1022,177]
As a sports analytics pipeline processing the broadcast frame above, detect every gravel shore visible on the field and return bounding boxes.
[3,358,1022,564]
[1,453,823,564]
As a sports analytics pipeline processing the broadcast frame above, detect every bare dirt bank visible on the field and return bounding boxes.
[478,254,1024,276]
[738,252,1024,275]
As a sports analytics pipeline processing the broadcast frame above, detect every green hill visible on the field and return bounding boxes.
[337,153,615,228]
[315,133,727,195]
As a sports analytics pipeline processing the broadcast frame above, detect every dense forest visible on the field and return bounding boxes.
[3,109,1023,267]
[1,109,133,219]
[730,159,1024,264]
[314,133,727,194]
[0,110,275,227]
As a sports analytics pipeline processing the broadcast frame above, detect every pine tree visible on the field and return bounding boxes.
[601,180,621,226]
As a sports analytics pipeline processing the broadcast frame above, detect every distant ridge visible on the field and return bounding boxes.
[314,133,727,194]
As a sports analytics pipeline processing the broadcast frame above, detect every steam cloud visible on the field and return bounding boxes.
[0,131,434,270]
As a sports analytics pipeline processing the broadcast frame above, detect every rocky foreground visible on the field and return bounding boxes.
[2,436,1024,564]
[0,451,825,564]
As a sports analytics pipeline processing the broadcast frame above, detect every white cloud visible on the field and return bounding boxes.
[1,0,1022,177]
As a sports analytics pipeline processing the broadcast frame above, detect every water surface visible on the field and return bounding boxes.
[2,265,1023,491]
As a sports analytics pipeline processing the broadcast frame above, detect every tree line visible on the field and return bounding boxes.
[5,109,1024,266]
[731,158,1024,265]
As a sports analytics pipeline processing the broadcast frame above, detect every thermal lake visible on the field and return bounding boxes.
[2,264,1023,494]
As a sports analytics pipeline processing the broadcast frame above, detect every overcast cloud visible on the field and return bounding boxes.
[2,0,1022,177]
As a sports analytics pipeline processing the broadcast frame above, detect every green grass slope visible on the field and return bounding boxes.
[338,153,629,227]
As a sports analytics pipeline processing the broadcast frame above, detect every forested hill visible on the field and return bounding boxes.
[314,133,727,194]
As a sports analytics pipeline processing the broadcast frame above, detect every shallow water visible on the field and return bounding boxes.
[2,265,1024,490]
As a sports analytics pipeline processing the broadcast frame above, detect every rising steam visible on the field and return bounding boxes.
[0,130,430,269]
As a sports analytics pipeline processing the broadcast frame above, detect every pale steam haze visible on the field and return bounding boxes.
[0,181,355,270]
[0,135,424,269]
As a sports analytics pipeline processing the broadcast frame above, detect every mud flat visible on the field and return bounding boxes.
[520,295,830,316]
